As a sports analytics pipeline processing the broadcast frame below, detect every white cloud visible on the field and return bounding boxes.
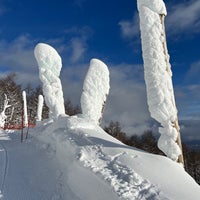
[60,63,88,106]
[186,61,200,82]
[61,62,152,135]
[0,35,38,73]
[0,29,92,83]
[118,13,140,40]
[180,119,200,141]
[166,0,200,36]
[103,64,152,135]
[64,26,93,63]
[175,83,200,121]
[70,38,86,63]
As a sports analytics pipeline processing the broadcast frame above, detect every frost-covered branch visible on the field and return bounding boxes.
[0,94,11,128]
[34,43,65,120]
[137,0,183,163]
[81,59,110,125]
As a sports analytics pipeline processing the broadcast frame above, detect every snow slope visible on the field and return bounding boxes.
[0,116,200,200]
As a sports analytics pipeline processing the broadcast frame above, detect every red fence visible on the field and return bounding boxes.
[1,123,36,130]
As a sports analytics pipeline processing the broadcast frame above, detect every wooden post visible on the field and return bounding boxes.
[21,110,24,143]
[160,14,184,166]
[98,94,108,126]
[174,120,184,165]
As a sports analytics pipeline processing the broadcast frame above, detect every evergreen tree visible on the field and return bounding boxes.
[65,99,81,116]
[104,121,126,143]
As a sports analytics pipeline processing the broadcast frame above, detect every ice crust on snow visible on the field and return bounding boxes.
[137,0,181,160]
[34,43,65,119]
[81,58,110,125]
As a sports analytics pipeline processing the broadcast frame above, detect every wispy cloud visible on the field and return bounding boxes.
[70,38,86,63]
[185,60,200,83]
[0,35,37,73]
[103,64,152,135]
[64,26,93,63]
[166,0,200,36]
[119,1,200,40]
[61,62,152,135]
[175,83,200,121]
[0,26,93,76]
[118,13,140,40]
[180,119,200,142]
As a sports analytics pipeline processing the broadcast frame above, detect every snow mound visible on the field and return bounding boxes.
[0,118,199,199]
[81,58,110,125]
[34,43,65,119]
[30,115,200,200]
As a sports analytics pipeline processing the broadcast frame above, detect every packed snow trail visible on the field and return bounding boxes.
[0,144,8,196]
[65,117,169,200]
[0,131,74,200]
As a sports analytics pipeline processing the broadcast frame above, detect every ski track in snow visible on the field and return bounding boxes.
[79,144,168,200]
[60,118,169,200]
[0,144,8,194]
[0,132,9,200]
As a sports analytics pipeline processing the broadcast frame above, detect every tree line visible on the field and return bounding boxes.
[104,121,200,185]
[0,73,81,127]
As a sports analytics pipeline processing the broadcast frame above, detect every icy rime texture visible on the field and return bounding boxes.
[36,95,44,121]
[137,0,181,161]
[0,112,6,128]
[81,59,110,125]
[34,43,65,119]
[22,91,28,127]
[0,95,10,128]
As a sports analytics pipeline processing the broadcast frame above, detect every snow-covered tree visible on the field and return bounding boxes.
[81,58,110,125]
[0,73,22,126]
[137,0,184,164]
[36,94,44,121]
[34,43,65,120]
[22,91,28,127]
[0,94,11,128]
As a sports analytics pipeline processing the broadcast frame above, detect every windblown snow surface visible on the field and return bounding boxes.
[0,115,200,200]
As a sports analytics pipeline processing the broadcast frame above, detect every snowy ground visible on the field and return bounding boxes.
[0,115,200,200]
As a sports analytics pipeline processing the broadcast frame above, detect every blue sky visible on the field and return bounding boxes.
[0,0,200,140]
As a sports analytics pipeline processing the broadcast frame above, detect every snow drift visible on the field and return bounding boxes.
[1,116,200,200]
